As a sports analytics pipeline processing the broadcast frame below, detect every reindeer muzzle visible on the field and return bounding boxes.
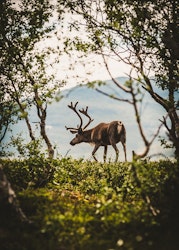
[70,141,75,146]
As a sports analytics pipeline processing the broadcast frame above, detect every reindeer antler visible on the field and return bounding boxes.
[65,102,83,133]
[79,106,94,130]
[66,102,94,133]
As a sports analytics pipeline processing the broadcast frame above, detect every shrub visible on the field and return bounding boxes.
[1,158,179,250]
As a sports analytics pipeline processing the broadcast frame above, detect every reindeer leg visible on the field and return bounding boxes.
[104,146,108,162]
[111,143,119,162]
[122,142,127,161]
[92,144,100,162]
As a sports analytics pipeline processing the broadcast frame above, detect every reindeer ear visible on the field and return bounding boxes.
[70,130,78,134]
[65,126,78,134]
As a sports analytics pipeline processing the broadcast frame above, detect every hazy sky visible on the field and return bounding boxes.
[37,7,133,90]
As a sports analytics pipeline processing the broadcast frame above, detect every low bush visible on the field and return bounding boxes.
[1,158,179,250]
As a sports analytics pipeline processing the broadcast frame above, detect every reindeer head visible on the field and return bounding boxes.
[65,102,94,145]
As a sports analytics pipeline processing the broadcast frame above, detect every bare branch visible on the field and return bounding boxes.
[95,88,133,104]
[149,120,164,146]
[101,50,131,93]
[142,85,168,112]
[133,118,165,159]
[159,115,171,133]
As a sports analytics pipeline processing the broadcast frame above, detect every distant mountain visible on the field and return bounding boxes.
[4,77,173,161]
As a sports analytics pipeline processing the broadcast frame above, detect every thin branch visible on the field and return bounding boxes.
[130,82,149,147]
[101,50,131,93]
[159,115,170,133]
[133,117,165,159]
[148,120,164,146]
[95,88,133,104]
[142,85,168,112]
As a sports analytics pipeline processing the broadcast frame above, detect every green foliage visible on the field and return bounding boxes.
[2,137,57,189]
[1,158,179,249]
[9,135,45,159]
[0,0,63,158]
[87,80,106,89]
[2,157,56,190]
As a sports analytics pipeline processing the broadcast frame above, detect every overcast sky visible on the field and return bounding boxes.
[36,6,133,90]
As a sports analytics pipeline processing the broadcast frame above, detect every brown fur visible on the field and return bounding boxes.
[70,121,127,162]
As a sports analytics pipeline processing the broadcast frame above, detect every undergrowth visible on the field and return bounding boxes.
[1,158,179,250]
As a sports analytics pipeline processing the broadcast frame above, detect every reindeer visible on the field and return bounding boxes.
[65,102,127,162]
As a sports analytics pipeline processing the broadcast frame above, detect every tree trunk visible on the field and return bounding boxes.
[0,165,29,223]
[40,120,54,158]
